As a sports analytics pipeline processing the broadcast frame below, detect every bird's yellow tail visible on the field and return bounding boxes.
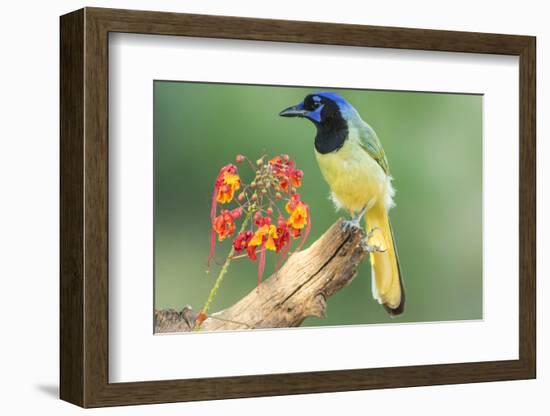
[365,203,405,315]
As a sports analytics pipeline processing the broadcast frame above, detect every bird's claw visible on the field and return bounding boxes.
[341,219,361,233]
[360,239,386,253]
[362,227,386,253]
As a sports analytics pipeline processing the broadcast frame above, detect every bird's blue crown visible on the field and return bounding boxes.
[314,91,356,118]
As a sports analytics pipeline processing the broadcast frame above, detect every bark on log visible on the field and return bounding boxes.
[155,219,368,333]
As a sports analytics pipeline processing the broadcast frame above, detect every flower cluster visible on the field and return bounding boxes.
[208,154,311,287]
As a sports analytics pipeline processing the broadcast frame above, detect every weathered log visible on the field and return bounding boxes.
[155,219,368,333]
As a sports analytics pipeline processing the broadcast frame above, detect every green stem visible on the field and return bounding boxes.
[194,209,253,331]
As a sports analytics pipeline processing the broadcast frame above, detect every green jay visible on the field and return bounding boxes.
[280,92,405,315]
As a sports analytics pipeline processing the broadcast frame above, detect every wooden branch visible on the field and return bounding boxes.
[155,219,368,333]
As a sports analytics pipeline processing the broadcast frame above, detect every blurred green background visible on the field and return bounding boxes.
[154,81,482,328]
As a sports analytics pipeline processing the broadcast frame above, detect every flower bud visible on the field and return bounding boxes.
[266,207,273,215]
[230,208,243,219]
[261,189,267,195]
[250,181,257,189]
[275,192,282,200]
[251,193,258,201]
[235,154,245,163]
[237,192,245,202]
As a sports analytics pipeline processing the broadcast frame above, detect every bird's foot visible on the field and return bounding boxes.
[361,227,386,253]
[341,218,361,233]
[341,205,368,233]
[360,239,387,253]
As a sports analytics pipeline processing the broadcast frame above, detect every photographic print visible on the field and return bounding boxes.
[153,81,482,333]
[60,9,535,406]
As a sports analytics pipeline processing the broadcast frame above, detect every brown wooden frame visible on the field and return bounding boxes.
[60,7,536,408]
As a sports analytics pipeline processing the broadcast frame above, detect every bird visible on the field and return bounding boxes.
[279,92,405,315]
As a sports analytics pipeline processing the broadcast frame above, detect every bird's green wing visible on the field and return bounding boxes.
[357,122,390,174]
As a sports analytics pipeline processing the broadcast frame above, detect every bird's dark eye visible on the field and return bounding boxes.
[304,95,322,111]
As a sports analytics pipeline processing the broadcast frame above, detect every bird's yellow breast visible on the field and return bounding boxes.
[315,139,392,213]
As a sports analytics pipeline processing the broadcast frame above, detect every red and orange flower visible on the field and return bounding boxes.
[215,164,241,204]
[208,154,311,286]
[249,223,278,252]
[274,217,291,253]
[269,155,303,192]
[208,164,242,266]
[212,207,242,241]
[287,201,308,231]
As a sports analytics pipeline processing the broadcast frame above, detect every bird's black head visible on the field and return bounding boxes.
[279,92,349,154]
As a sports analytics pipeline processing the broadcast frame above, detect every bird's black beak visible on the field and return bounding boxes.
[279,102,307,118]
